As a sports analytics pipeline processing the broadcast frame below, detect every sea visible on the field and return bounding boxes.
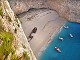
[38,22,80,60]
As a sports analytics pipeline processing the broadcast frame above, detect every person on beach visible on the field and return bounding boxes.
[32,27,37,33]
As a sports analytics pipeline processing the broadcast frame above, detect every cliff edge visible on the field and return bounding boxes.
[0,0,36,60]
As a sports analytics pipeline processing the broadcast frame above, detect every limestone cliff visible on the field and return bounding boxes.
[0,0,36,60]
[9,0,80,23]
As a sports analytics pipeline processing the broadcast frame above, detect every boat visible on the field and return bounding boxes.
[55,47,61,53]
[59,37,64,41]
[63,25,69,29]
[70,33,73,38]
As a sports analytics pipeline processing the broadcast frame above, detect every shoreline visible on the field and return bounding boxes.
[37,21,66,58]
[18,9,65,58]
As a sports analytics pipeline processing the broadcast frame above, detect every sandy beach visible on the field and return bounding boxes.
[18,9,65,57]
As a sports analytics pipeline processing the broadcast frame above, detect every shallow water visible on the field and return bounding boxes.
[38,22,80,60]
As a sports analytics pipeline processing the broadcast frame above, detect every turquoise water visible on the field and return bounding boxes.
[38,22,80,60]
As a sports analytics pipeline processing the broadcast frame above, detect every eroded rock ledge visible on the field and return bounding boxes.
[9,0,80,23]
[0,0,36,60]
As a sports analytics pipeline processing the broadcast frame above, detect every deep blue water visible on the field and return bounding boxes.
[38,22,80,60]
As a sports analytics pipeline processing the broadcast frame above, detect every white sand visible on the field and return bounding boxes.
[18,9,65,57]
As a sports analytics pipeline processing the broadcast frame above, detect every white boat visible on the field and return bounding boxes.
[55,47,61,53]
[63,26,69,29]
[59,37,64,41]
[70,33,73,38]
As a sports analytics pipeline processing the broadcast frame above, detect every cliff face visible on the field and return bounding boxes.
[0,0,36,60]
[9,0,80,23]
[9,0,50,14]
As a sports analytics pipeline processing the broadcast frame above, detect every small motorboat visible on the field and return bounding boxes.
[59,37,64,41]
[55,47,61,53]
[63,26,69,29]
[69,33,73,38]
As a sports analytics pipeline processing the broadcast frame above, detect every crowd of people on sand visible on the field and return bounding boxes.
[54,25,73,53]
[28,27,37,42]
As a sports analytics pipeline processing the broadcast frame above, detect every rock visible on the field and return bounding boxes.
[8,0,80,23]
[0,0,37,60]
[8,0,50,14]
[67,0,80,23]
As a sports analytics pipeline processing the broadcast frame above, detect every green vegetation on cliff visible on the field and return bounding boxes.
[0,20,14,59]
[0,17,30,60]
[0,20,4,32]
[11,49,18,60]
[23,51,30,60]
[0,7,3,16]
[0,0,30,60]
[0,32,14,59]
